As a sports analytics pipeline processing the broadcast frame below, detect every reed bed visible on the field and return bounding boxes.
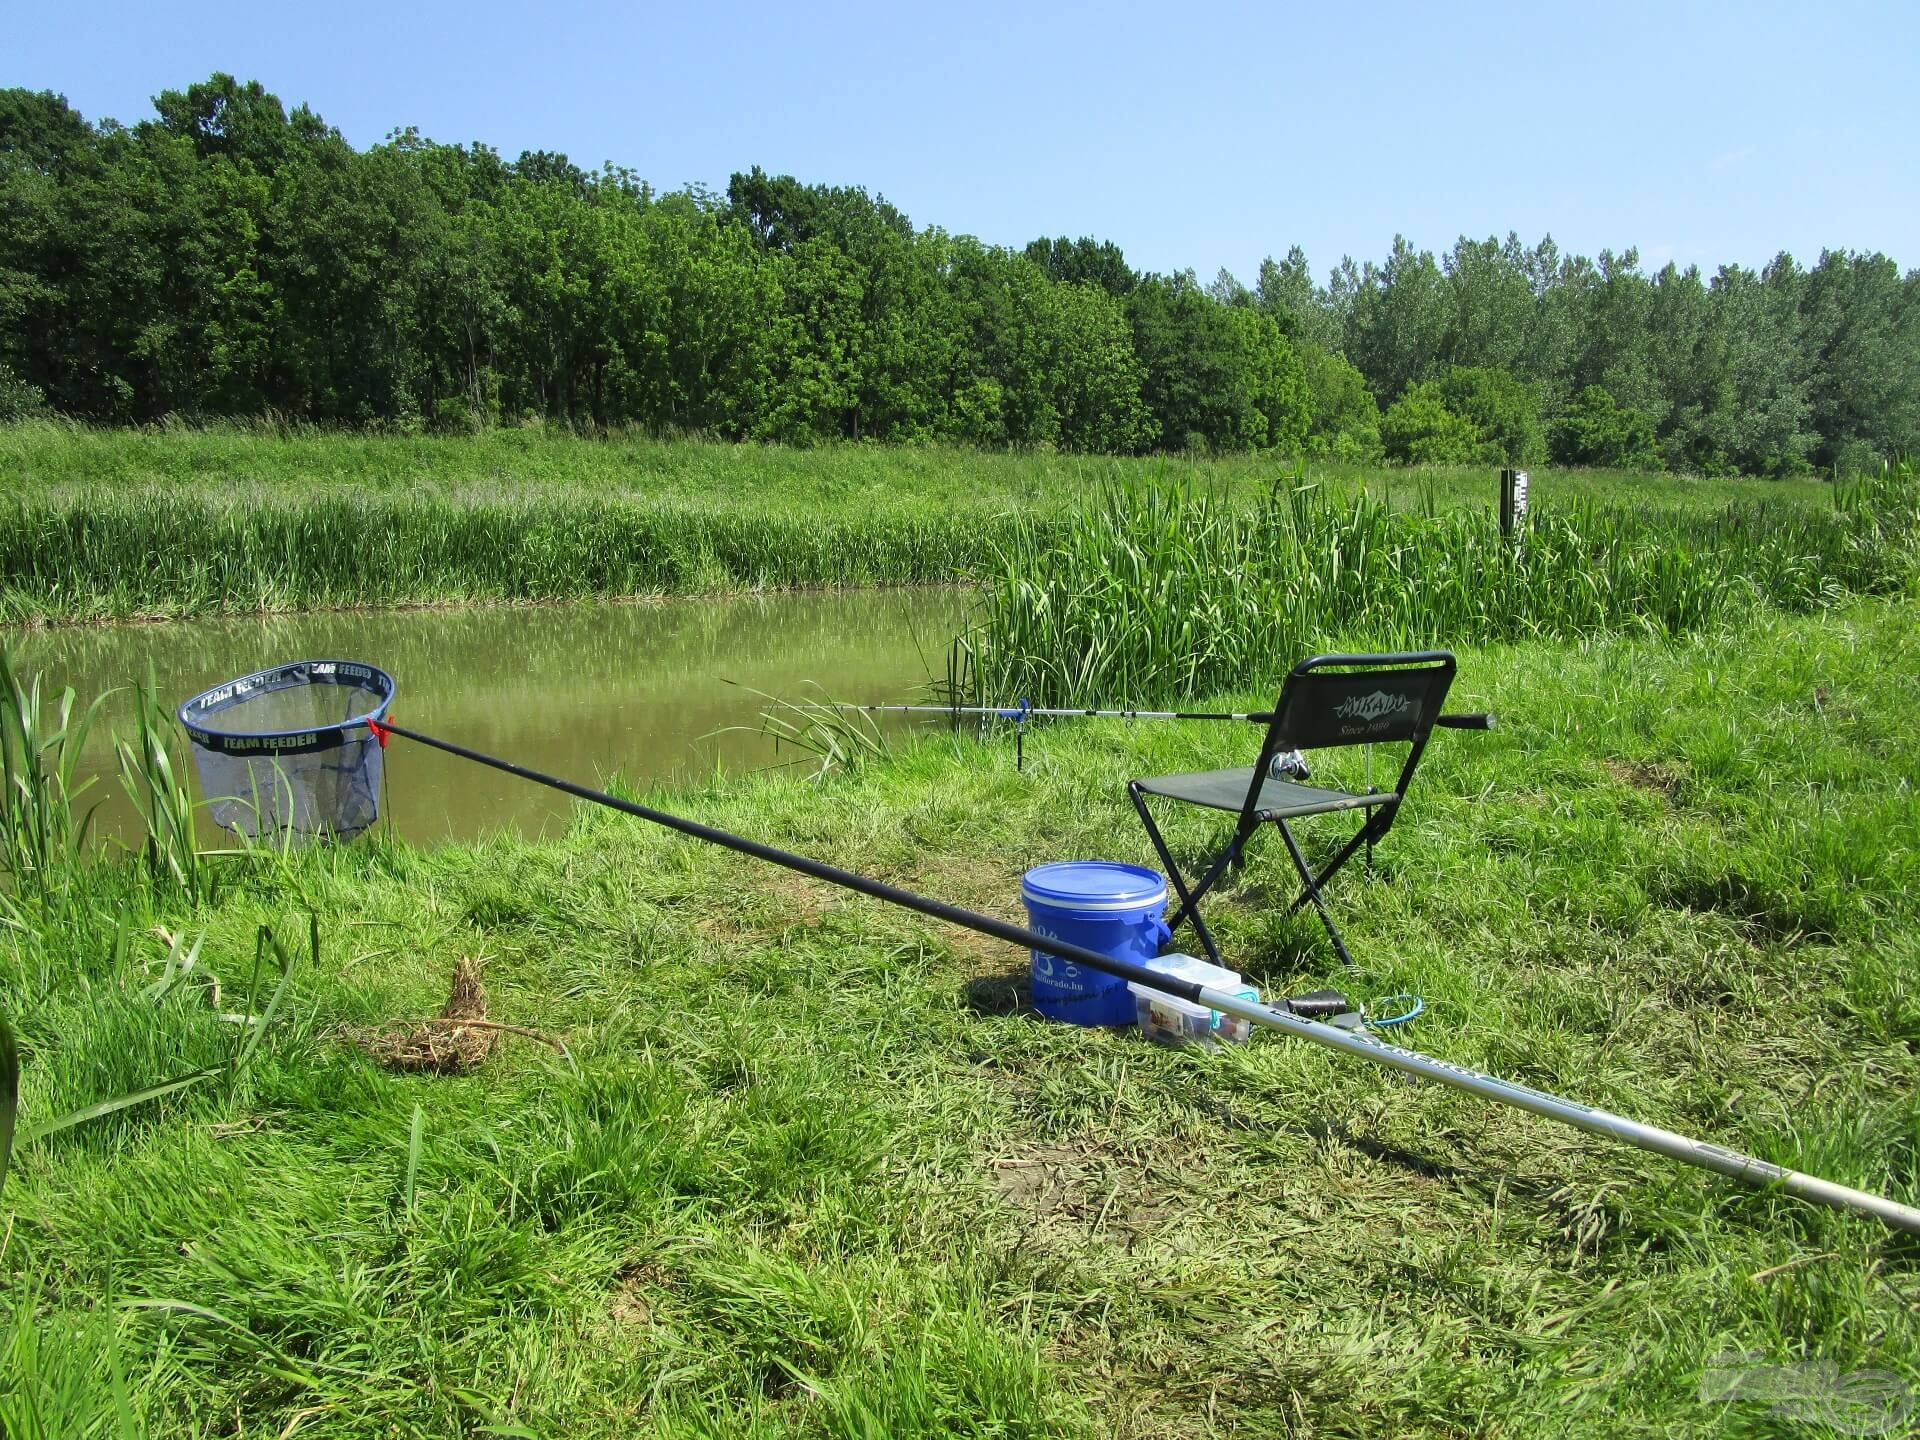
[951,463,1920,707]
[0,421,1834,622]
[0,491,1040,622]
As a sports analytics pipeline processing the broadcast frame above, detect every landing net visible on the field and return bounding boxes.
[178,660,395,841]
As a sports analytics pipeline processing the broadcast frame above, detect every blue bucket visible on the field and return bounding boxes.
[1021,861,1172,1025]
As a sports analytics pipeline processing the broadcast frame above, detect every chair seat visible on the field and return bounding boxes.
[1134,767,1397,819]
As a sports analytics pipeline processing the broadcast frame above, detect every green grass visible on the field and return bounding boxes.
[955,463,1920,707]
[3,598,1919,1435]
[0,422,1840,623]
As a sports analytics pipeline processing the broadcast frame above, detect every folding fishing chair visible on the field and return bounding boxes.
[1129,651,1462,970]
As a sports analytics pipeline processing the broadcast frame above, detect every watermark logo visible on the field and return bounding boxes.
[1333,689,1413,724]
[1700,1352,1916,1436]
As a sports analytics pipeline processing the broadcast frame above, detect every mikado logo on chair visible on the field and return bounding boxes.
[1333,689,1415,724]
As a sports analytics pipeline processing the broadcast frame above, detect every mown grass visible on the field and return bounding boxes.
[3,598,1918,1436]
[955,464,1920,707]
[0,422,1837,623]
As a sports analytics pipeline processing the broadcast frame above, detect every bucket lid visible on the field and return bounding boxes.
[1021,861,1166,912]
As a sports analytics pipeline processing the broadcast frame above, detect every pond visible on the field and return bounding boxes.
[3,588,971,845]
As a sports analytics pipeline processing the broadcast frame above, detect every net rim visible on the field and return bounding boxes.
[178,659,395,757]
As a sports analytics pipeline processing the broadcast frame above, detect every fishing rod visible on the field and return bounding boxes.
[833,701,1496,728]
[365,714,1920,1236]
[826,700,1493,771]
[841,701,1273,722]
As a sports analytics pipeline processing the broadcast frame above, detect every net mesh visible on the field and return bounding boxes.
[179,661,395,842]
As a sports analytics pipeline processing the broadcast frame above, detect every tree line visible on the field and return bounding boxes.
[2,75,1915,475]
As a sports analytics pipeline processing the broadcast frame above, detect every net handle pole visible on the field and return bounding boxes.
[374,721,1197,999]
[373,719,1918,1236]
[1195,986,1920,1235]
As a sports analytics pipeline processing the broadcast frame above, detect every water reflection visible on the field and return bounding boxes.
[5,589,970,843]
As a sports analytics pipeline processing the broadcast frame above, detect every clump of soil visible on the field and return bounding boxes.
[1603,757,1685,802]
[357,957,499,1073]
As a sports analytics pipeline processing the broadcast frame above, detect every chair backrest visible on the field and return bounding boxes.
[1239,651,1457,832]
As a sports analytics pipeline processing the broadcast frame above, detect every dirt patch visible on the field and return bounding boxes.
[760,867,837,920]
[1604,758,1684,802]
[609,1261,672,1327]
[963,968,1032,1018]
[920,855,1023,913]
[992,1144,1086,1215]
[694,868,838,943]
[989,1141,1185,1245]
[941,924,1028,982]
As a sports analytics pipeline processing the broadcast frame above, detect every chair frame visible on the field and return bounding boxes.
[1129,650,1457,969]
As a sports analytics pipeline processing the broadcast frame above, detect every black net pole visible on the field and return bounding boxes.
[373,720,1205,1003]
[368,717,1920,1233]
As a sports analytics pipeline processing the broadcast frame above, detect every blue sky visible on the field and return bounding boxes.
[8,0,1916,286]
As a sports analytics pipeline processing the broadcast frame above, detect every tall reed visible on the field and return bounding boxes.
[116,663,208,905]
[0,486,1062,622]
[0,652,109,905]
[953,463,1920,707]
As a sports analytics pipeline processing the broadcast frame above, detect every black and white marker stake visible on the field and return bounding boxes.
[369,715,1920,1236]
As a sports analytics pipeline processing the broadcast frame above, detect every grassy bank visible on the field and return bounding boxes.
[4,599,1918,1435]
[0,423,1838,623]
[956,464,1920,707]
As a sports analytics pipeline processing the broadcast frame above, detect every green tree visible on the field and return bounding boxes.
[1380,381,1487,464]
[1645,263,1731,472]
[949,240,1061,447]
[1223,306,1310,452]
[1126,272,1231,451]
[490,175,599,421]
[1021,235,1135,296]
[760,237,862,443]
[1710,258,1814,476]
[1434,366,1544,465]
[1799,249,1920,470]
[151,73,297,171]
[949,242,1152,451]
[0,90,96,399]
[1346,236,1449,403]
[1568,249,1665,429]
[1552,384,1660,468]
[1052,280,1154,452]
[1254,246,1341,353]
[1299,344,1383,461]
[4,74,1915,469]
[1127,271,1304,453]
[1441,235,1534,373]
[1513,235,1581,413]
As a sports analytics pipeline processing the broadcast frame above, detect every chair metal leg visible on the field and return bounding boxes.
[1174,837,1248,968]
[1172,833,1246,927]
[1284,808,1391,917]
[1276,819,1358,971]
[1130,783,1226,966]
[1365,746,1375,875]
